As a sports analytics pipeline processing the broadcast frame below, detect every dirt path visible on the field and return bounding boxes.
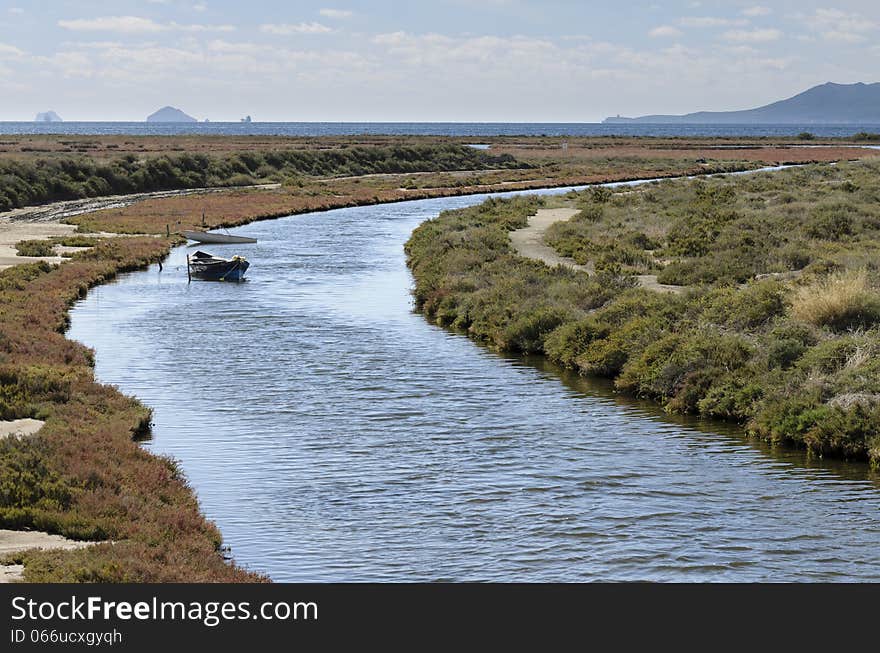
[509,208,684,294]
[0,530,93,583]
[0,419,45,439]
[509,209,593,272]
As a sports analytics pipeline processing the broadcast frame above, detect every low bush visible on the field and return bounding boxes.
[15,240,55,257]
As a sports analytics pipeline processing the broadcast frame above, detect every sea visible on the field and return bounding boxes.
[2,122,880,138]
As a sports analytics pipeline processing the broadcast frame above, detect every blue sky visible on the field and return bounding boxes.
[0,1,878,121]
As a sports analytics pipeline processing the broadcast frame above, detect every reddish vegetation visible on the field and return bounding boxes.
[0,240,265,581]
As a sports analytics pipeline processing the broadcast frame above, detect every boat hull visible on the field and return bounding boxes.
[188,255,250,281]
[182,231,257,244]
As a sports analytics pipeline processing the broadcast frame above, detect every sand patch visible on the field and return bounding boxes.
[509,208,592,272]
[0,221,77,270]
[509,208,685,294]
[0,418,44,439]
[0,529,93,583]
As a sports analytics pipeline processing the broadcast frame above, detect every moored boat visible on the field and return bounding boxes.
[182,230,257,244]
[187,251,250,281]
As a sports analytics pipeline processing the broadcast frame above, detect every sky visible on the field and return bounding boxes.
[0,1,878,122]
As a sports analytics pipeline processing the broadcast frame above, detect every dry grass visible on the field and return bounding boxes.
[791,269,880,331]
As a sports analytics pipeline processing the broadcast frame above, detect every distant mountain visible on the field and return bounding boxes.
[146,106,197,123]
[604,82,880,124]
[35,110,62,122]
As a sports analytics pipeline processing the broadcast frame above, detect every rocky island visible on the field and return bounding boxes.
[146,106,198,122]
[34,110,62,122]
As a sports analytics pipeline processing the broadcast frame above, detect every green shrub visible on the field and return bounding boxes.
[543,318,609,368]
[0,145,530,210]
[51,236,100,248]
[805,204,855,240]
[503,307,571,353]
[767,338,807,370]
[15,240,55,257]
[701,281,787,330]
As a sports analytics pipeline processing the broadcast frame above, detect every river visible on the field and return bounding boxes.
[67,184,880,582]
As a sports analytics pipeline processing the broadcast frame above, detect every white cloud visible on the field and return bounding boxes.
[0,42,25,57]
[822,31,867,44]
[8,7,24,14]
[319,9,353,19]
[58,16,165,33]
[193,3,208,11]
[57,16,234,33]
[804,9,877,32]
[175,22,234,32]
[800,9,878,44]
[742,6,771,17]
[650,26,682,38]
[679,17,748,28]
[260,22,333,35]
[722,28,781,43]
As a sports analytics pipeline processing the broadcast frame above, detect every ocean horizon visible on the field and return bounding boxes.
[2,121,879,138]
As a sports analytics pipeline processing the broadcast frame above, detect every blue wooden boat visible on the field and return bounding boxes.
[187,251,250,281]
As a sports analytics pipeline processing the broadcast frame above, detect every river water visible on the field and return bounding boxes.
[67,185,880,582]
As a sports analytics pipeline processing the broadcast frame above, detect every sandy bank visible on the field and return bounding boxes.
[509,208,684,294]
[0,529,92,583]
[0,221,79,270]
[0,418,45,439]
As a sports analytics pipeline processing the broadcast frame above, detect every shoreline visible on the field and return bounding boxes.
[2,139,877,582]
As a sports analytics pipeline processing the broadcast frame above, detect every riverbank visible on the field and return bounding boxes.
[0,235,270,581]
[2,136,878,582]
[406,159,880,465]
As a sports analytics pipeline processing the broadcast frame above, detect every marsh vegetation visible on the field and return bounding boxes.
[407,160,880,465]
[0,143,524,211]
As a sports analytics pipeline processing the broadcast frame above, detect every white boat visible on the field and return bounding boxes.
[182,230,257,245]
